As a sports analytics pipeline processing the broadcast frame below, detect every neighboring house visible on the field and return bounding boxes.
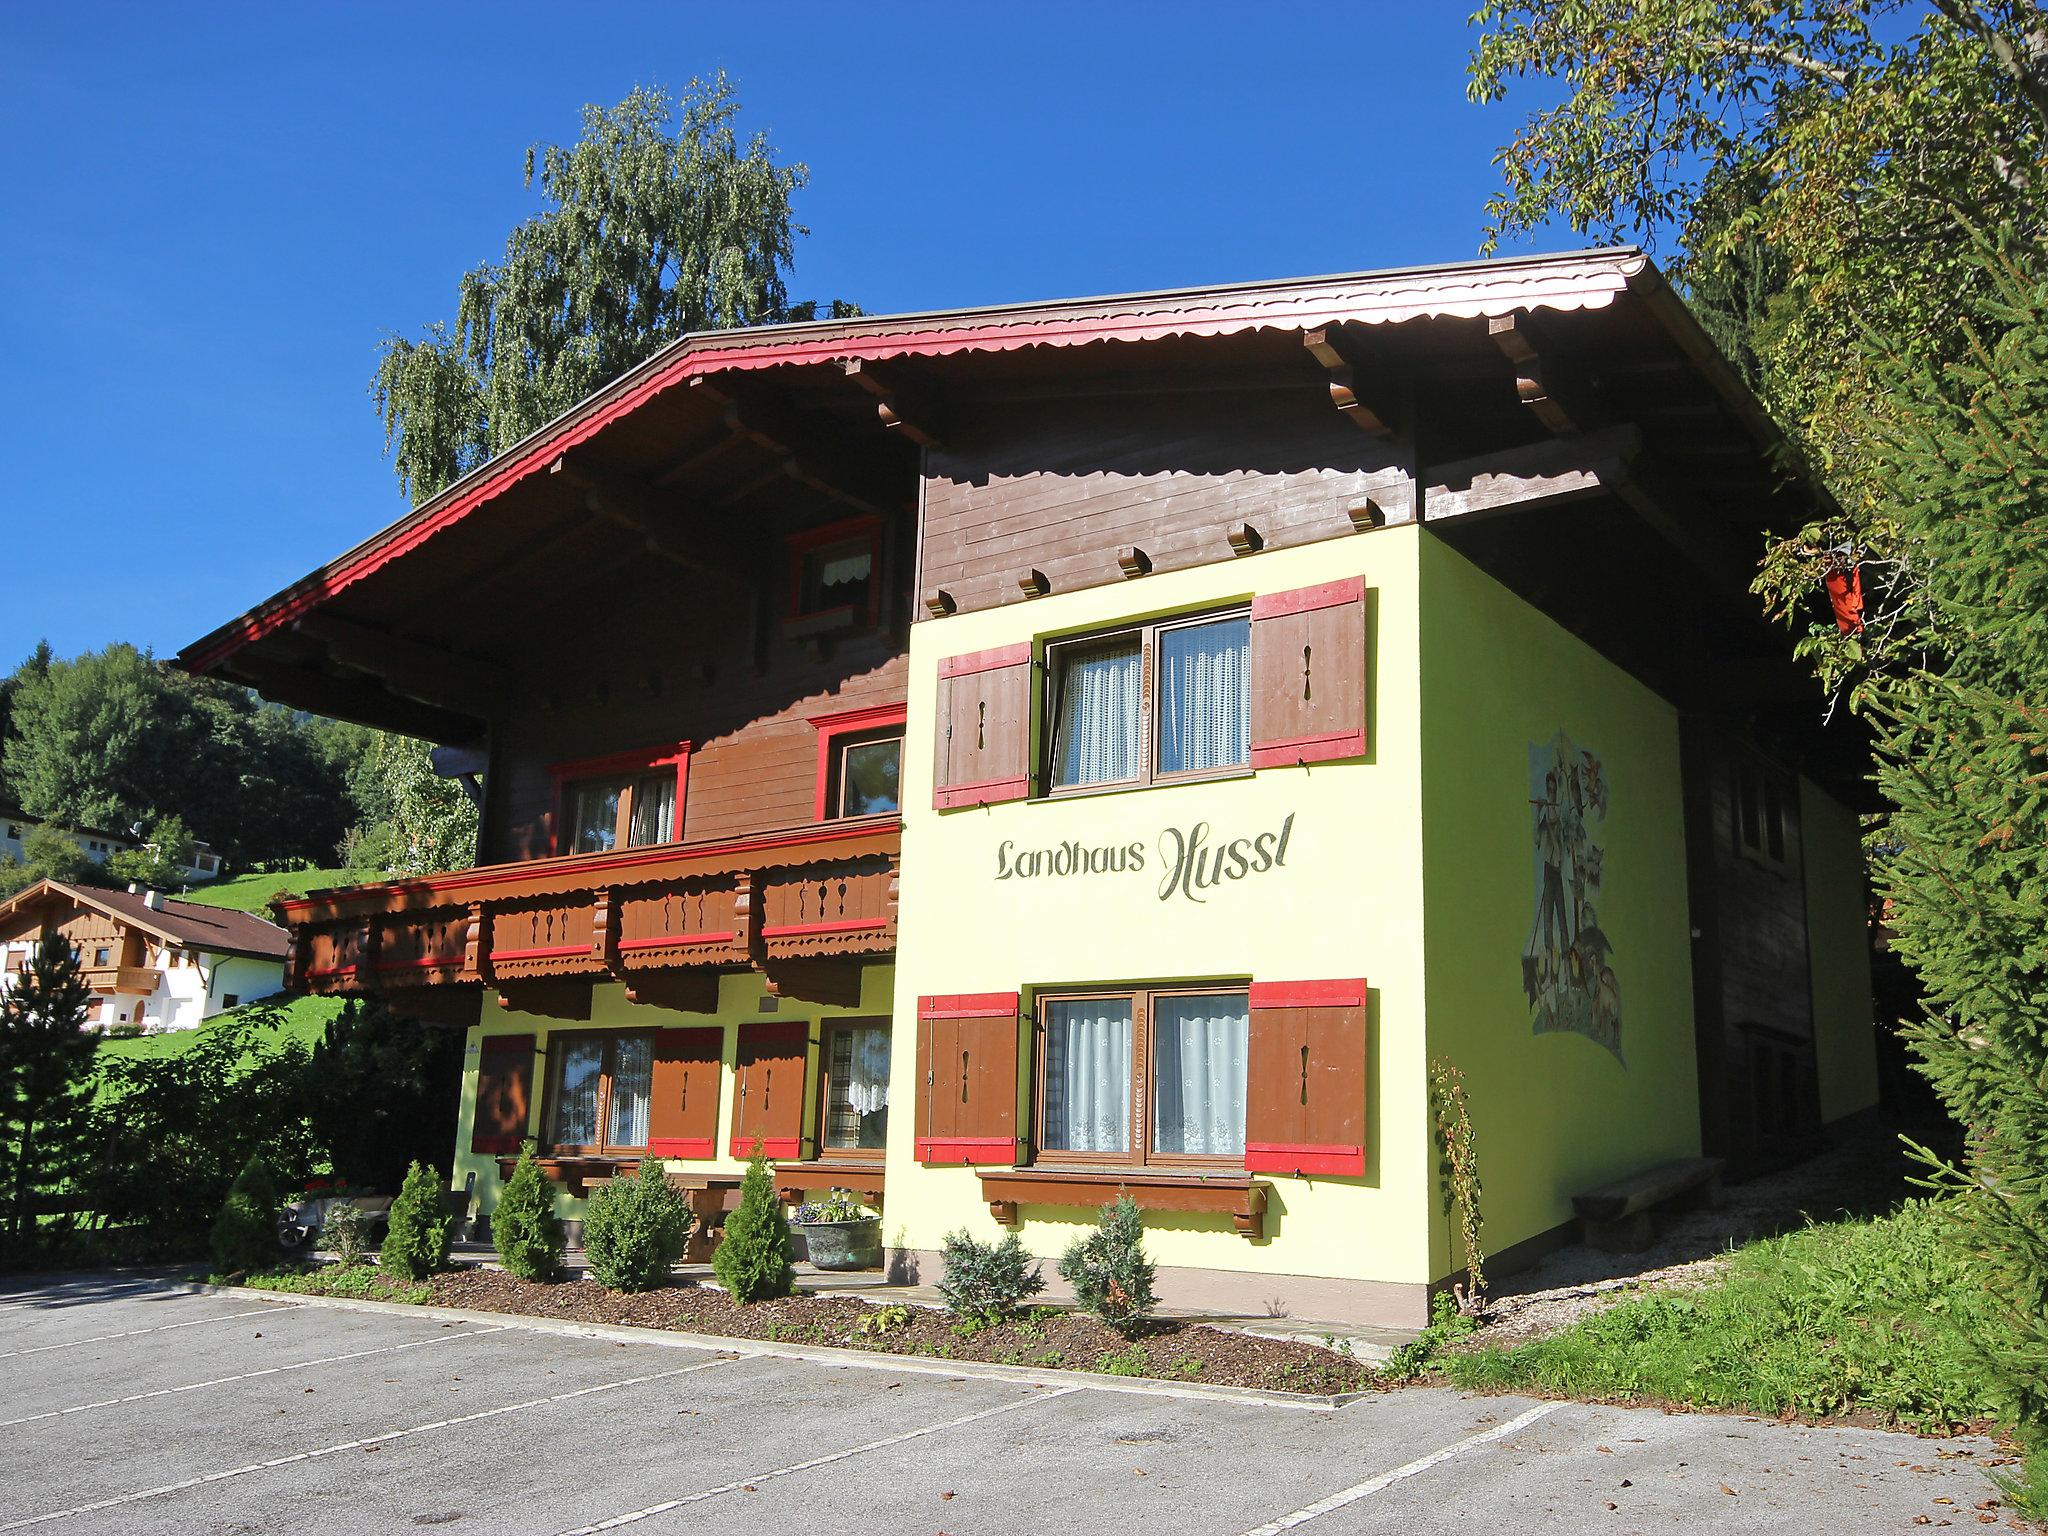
[0,808,224,885]
[179,248,1878,1327]
[0,880,288,1032]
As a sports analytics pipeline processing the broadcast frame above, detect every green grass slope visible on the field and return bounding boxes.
[179,867,366,914]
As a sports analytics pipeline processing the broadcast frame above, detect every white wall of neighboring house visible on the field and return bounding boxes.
[0,937,285,1033]
[2,817,223,887]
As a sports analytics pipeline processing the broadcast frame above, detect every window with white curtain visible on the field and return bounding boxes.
[1045,608,1250,793]
[548,1032,655,1155]
[821,1021,892,1151]
[1036,987,1249,1167]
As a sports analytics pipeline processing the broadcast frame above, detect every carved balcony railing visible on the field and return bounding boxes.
[275,818,900,1020]
[84,964,157,997]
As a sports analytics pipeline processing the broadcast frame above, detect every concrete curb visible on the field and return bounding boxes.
[175,1280,1373,1412]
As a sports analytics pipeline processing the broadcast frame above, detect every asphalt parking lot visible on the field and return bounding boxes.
[0,1274,2016,1534]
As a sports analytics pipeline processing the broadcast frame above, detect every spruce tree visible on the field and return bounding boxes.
[0,932,96,1259]
[711,1148,793,1303]
[1867,233,2048,1512]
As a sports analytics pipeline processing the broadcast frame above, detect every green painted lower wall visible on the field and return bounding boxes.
[1418,534,1702,1280]
[452,966,896,1221]
[1800,781,1880,1124]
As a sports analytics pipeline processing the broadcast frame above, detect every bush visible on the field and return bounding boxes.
[210,1155,279,1276]
[1058,1194,1156,1336]
[582,1158,692,1292]
[712,1148,793,1303]
[938,1229,1045,1326]
[378,1161,452,1280]
[491,1146,566,1282]
[324,1202,374,1267]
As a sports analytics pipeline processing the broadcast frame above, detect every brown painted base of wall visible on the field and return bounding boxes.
[887,1248,1432,1330]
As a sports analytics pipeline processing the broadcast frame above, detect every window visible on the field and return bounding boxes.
[818,1019,891,1156]
[565,771,676,854]
[1035,986,1249,1168]
[786,517,882,629]
[547,1031,655,1156]
[547,743,689,857]
[1733,755,1792,871]
[1046,610,1250,793]
[222,994,239,1009]
[93,947,110,966]
[810,703,907,820]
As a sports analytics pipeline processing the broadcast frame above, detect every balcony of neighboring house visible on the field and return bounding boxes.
[275,813,902,1023]
[81,963,158,996]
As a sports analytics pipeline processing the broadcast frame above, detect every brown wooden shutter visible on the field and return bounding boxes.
[471,1033,535,1155]
[914,993,1021,1164]
[1244,980,1367,1175]
[1250,577,1368,768]
[730,1020,809,1160]
[933,645,1033,809]
[648,1026,722,1159]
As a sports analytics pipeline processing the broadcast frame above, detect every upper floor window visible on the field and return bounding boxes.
[547,743,689,857]
[786,517,882,632]
[1046,609,1250,792]
[1733,754,1792,872]
[93,947,111,966]
[810,704,907,821]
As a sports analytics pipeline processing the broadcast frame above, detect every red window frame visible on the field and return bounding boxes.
[807,704,907,821]
[545,742,691,857]
[785,516,883,628]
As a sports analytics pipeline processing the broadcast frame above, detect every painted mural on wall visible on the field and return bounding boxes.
[1522,731,1623,1062]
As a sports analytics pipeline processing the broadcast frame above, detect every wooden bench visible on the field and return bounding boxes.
[1571,1157,1725,1252]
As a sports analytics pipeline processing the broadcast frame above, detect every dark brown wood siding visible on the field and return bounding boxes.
[475,555,907,865]
[920,393,1411,615]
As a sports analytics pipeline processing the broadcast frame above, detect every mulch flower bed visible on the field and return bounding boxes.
[417,1266,1376,1395]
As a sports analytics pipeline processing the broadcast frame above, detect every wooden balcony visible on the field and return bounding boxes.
[277,817,900,1020]
[84,964,158,997]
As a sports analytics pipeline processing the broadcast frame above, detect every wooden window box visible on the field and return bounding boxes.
[977,1168,1267,1239]
[773,1160,886,1204]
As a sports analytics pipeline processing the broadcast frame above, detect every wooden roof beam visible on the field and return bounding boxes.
[838,358,943,448]
[1488,312,1587,436]
[1301,326,1396,438]
[689,378,910,520]
[549,455,759,585]
[228,655,483,742]
[1422,425,1643,522]
[292,613,514,714]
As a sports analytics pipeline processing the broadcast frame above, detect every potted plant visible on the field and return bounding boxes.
[791,1187,882,1271]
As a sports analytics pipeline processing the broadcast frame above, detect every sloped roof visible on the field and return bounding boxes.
[0,880,288,962]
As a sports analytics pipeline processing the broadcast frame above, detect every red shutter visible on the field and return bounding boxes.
[730,1020,809,1160]
[933,645,1033,809]
[915,993,1021,1164]
[471,1034,536,1155]
[1244,979,1367,1175]
[1250,577,1368,768]
[648,1026,722,1159]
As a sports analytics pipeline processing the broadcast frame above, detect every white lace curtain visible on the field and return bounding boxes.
[1157,617,1250,774]
[607,1036,653,1148]
[1053,640,1142,786]
[548,1035,653,1148]
[1043,997,1132,1152]
[1151,994,1249,1157]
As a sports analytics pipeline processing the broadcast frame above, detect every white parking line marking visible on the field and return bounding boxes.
[0,1353,739,1530]
[1235,1401,1563,1534]
[559,1384,1084,1534]
[0,1323,512,1426]
[0,1303,288,1359]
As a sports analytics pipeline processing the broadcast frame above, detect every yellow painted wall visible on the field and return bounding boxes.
[1417,534,1701,1278]
[1800,780,1879,1124]
[452,965,896,1218]
[890,527,1434,1284]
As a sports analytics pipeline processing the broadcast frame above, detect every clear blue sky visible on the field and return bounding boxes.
[0,2,1575,668]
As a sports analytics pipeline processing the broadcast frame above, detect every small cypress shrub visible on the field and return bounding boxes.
[378,1161,453,1280]
[938,1229,1045,1326]
[324,1202,374,1267]
[582,1158,692,1292]
[211,1155,279,1276]
[491,1146,566,1282]
[712,1148,794,1303]
[1058,1194,1156,1336]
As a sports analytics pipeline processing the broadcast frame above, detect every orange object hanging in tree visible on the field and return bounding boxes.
[1823,564,1864,634]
